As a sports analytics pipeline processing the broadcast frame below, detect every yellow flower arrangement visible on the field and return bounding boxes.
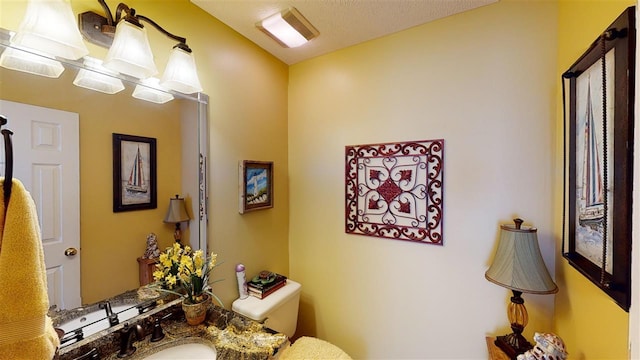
[152,243,223,305]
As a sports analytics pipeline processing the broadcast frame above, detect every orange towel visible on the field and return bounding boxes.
[0,178,60,359]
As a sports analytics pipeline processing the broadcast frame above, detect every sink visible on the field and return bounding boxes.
[142,343,217,359]
[58,305,140,339]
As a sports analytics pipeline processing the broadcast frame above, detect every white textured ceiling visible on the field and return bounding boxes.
[191,0,498,65]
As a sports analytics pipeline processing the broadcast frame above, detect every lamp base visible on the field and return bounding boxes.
[494,333,532,360]
[173,222,183,247]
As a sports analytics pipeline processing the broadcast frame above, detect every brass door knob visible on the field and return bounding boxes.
[64,247,78,256]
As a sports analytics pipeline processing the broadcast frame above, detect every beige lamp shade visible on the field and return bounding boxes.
[163,195,190,223]
[485,219,558,294]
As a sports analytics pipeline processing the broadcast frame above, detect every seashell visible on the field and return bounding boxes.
[516,332,567,360]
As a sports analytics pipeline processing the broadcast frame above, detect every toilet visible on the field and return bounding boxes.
[231,279,302,338]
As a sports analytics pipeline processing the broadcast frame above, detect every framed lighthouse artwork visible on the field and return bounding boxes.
[113,133,157,212]
[562,7,634,311]
[239,160,274,214]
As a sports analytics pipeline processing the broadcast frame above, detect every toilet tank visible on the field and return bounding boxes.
[232,279,301,338]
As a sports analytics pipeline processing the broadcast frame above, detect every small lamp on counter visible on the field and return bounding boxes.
[485,218,558,359]
[163,194,190,247]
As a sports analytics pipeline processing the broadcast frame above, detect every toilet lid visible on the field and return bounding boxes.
[232,279,301,321]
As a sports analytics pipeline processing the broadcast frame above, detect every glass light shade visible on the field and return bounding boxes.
[260,12,308,48]
[12,0,89,60]
[73,57,125,94]
[160,47,203,94]
[257,8,319,48]
[132,77,174,104]
[0,46,64,78]
[103,20,158,79]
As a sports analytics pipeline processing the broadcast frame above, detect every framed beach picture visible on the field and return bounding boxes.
[562,7,634,311]
[239,160,273,214]
[113,133,157,212]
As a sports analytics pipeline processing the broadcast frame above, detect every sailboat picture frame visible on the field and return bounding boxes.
[562,7,634,311]
[113,133,157,212]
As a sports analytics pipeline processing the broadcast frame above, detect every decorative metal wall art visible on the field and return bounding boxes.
[562,6,634,311]
[345,139,444,244]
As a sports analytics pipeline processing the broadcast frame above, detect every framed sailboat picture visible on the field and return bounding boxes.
[562,7,634,311]
[113,133,157,212]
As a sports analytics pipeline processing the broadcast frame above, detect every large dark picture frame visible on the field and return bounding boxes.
[562,6,635,311]
[113,133,157,212]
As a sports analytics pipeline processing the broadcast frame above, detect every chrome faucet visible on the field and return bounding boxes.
[99,301,119,326]
[117,323,145,358]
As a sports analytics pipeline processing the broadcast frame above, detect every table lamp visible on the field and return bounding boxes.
[163,194,190,246]
[485,218,558,359]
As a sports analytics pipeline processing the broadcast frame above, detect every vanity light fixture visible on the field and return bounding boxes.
[132,77,174,104]
[0,0,88,77]
[72,57,125,94]
[485,218,558,359]
[11,0,89,60]
[0,43,64,78]
[160,45,203,95]
[163,195,191,247]
[256,7,319,48]
[103,17,157,80]
[79,0,203,94]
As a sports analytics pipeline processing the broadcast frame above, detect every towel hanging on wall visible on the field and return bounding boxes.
[0,178,60,359]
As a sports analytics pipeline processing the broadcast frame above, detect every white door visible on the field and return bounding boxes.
[0,100,80,310]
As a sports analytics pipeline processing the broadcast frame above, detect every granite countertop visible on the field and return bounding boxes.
[112,308,287,360]
[53,289,288,360]
[50,288,158,327]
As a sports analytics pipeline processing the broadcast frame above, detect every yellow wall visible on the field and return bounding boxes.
[553,1,634,358]
[1,0,635,357]
[0,0,290,307]
[157,1,291,308]
[289,1,558,358]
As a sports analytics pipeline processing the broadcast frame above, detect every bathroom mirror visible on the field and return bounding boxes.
[0,27,208,321]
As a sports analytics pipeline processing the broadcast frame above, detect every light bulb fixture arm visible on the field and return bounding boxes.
[98,0,115,26]
[114,3,142,28]
[136,15,189,50]
[81,0,191,50]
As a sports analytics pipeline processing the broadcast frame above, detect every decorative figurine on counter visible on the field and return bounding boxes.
[142,233,160,259]
[517,332,567,360]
